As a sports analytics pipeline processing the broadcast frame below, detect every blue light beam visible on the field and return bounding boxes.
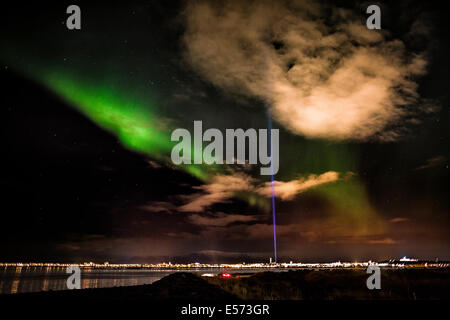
[268,115,277,263]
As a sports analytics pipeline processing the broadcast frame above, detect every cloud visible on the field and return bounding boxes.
[183,0,429,141]
[178,170,341,212]
[367,238,397,244]
[178,172,255,212]
[148,160,162,169]
[390,217,410,223]
[188,212,259,226]
[139,201,177,213]
[194,218,391,244]
[415,156,446,170]
[195,250,261,258]
[257,171,340,200]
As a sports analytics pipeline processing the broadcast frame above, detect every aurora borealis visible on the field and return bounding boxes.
[0,1,449,263]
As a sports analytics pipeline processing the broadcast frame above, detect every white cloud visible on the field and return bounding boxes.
[183,0,429,141]
[257,171,340,200]
[179,171,341,212]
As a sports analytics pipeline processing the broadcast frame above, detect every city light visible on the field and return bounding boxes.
[0,258,448,270]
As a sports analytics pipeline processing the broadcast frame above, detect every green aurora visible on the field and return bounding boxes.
[0,52,382,231]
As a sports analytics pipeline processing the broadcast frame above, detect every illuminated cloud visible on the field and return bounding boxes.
[257,171,340,200]
[178,172,255,212]
[195,250,261,258]
[194,219,391,244]
[139,201,177,213]
[415,155,446,170]
[179,171,341,212]
[187,212,259,226]
[390,217,410,223]
[367,238,397,244]
[183,0,429,141]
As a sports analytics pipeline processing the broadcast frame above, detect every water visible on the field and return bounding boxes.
[0,266,271,294]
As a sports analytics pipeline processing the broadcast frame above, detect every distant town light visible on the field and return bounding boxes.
[400,256,418,262]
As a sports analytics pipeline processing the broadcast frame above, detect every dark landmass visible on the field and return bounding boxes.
[1,269,449,301]
[208,269,450,300]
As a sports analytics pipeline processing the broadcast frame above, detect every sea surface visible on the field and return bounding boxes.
[0,266,273,294]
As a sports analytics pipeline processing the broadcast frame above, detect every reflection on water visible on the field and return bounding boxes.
[0,266,275,295]
[0,266,203,294]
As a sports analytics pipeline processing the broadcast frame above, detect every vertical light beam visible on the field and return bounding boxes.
[268,115,277,263]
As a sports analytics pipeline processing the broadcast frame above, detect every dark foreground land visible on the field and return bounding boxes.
[1,269,449,301]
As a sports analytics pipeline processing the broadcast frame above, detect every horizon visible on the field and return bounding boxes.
[2,256,449,266]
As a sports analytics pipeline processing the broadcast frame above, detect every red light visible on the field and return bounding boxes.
[221,272,231,278]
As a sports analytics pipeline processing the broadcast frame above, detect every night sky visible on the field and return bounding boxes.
[0,1,449,263]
